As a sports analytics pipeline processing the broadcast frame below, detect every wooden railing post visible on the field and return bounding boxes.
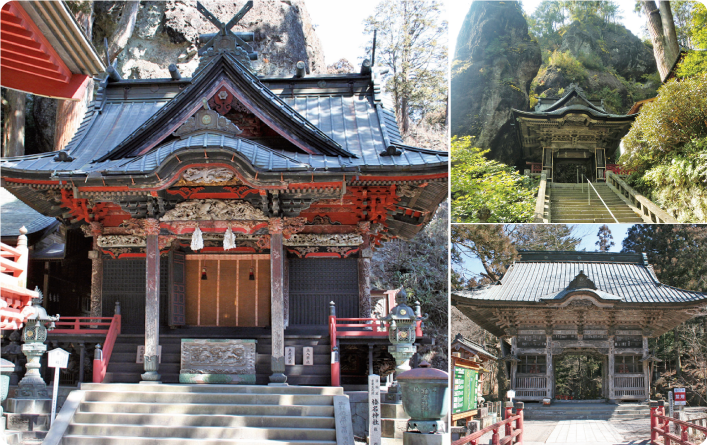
[505,402,513,437]
[650,402,659,443]
[329,301,340,386]
[16,226,28,288]
[491,427,499,445]
[515,402,524,444]
[92,343,102,383]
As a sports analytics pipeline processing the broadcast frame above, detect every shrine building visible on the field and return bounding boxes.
[451,251,707,402]
[512,84,635,183]
[0,5,447,388]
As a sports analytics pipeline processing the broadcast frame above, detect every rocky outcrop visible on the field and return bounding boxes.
[560,17,655,81]
[450,1,541,167]
[95,0,325,79]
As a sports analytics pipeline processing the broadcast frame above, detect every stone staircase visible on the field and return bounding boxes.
[548,183,644,223]
[105,334,331,386]
[523,401,651,421]
[46,383,349,444]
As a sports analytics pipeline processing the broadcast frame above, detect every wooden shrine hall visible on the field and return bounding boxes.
[451,251,707,402]
[0,3,447,387]
[512,84,635,183]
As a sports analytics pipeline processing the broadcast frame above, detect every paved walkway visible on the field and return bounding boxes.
[522,419,650,445]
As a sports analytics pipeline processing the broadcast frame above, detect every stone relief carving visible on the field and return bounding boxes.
[180,340,256,376]
[181,167,235,184]
[284,233,363,246]
[160,199,268,221]
[97,235,146,248]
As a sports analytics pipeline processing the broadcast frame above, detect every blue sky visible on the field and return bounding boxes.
[456,223,635,280]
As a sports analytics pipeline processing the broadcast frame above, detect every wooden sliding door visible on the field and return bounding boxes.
[185,254,270,327]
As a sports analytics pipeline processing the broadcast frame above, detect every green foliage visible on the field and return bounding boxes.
[527,0,622,39]
[364,0,448,133]
[451,136,538,223]
[555,355,603,399]
[548,50,588,83]
[595,224,615,252]
[676,2,707,77]
[371,202,448,369]
[576,51,604,70]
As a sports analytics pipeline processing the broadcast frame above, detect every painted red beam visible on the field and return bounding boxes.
[0,2,90,100]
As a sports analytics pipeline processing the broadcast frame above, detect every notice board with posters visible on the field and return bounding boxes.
[451,357,481,420]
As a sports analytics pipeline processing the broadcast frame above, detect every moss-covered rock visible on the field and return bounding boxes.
[450,1,542,167]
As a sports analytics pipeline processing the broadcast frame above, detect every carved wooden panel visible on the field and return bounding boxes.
[289,258,358,325]
[169,250,186,326]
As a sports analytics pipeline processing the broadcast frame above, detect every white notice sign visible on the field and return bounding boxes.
[48,348,70,369]
[368,374,381,445]
[303,347,313,366]
[285,347,295,366]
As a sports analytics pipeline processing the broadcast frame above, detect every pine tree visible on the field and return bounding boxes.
[595,224,615,252]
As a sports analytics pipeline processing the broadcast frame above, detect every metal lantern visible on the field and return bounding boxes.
[398,361,450,434]
[16,290,59,399]
[377,289,428,403]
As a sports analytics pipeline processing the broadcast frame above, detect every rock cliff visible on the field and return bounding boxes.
[95,0,325,79]
[450,1,542,167]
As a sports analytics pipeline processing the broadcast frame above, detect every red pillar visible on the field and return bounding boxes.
[515,401,524,444]
[505,402,513,439]
[650,402,660,443]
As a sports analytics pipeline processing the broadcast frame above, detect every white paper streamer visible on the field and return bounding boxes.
[191,226,204,251]
[223,227,237,250]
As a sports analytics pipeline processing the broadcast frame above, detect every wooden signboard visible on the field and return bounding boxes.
[452,357,481,420]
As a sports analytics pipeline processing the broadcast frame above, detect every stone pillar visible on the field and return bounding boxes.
[545,332,553,400]
[642,335,650,401]
[608,334,615,400]
[88,222,103,317]
[141,219,161,383]
[269,218,287,385]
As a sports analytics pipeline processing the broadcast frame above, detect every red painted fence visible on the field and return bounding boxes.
[328,302,423,386]
[92,313,122,383]
[453,402,524,445]
[651,401,707,445]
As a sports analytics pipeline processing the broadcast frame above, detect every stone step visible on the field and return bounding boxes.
[80,383,343,395]
[60,437,337,445]
[103,373,330,386]
[78,401,335,417]
[82,390,336,406]
[65,424,337,441]
[551,218,644,223]
[72,412,335,429]
[106,362,332,375]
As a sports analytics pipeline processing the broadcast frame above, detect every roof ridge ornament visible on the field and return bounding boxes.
[173,97,243,138]
[567,269,597,290]
[195,1,257,72]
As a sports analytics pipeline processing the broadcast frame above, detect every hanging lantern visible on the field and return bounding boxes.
[223,226,236,250]
[201,267,208,280]
[191,226,204,251]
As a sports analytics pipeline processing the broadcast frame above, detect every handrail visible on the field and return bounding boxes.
[453,402,524,445]
[606,171,678,223]
[534,172,547,223]
[92,312,121,383]
[583,174,619,223]
[651,401,707,445]
[50,317,114,334]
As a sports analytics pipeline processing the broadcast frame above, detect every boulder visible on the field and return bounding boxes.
[450,1,541,167]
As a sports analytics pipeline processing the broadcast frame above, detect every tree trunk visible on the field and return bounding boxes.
[2,89,26,157]
[106,1,140,63]
[642,1,680,81]
[674,327,681,378]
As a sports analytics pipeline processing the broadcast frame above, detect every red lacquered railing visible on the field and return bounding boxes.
[92,313,122,383]
[51,317,115,334]
[651,401,707,445]
[328,301,424,386]
[453,402,524,445]
[606,164,634,175]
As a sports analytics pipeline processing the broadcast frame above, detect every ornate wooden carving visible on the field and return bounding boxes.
[173,109,243,138]
[284,233,363,246]
[160,199,267,221]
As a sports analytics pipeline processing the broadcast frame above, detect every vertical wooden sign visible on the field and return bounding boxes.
[303,347,313,366]
[368,374,381,445]
[285,346,295,366]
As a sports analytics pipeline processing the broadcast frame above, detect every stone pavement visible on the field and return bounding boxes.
[522,419,650,445]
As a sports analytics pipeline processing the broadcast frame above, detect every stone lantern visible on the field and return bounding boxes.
[16,290,59,399]
[378,289,428,403]
[397,361,449,435]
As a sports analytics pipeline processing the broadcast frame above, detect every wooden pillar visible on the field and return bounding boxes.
[608,333,615,400]
[141,219,161,382]
[88,222,103,318]
[643,335,651,401]
[546,331,553,399]
[269,218,287,385]
[357,223,372,318]
[510,334,518,391]
[283,253,289,329]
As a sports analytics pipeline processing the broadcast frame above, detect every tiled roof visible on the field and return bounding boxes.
[452,334,497,360]
[0,188,57,238]
[454,251,707,305]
